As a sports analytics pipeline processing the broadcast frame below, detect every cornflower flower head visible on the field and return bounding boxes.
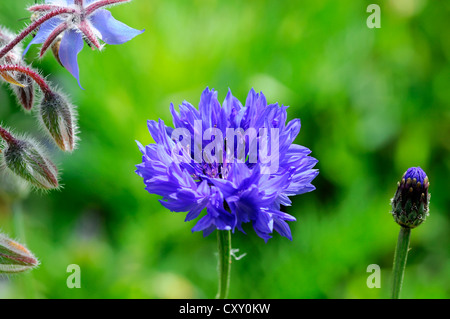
[136,88,319,242]
[391,166,430,228]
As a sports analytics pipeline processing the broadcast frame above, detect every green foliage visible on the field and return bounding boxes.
[0,0,448,298]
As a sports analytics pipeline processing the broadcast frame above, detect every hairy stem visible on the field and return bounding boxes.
[391,226,411,299]
[216,230,231,299]
[39,22,67,58]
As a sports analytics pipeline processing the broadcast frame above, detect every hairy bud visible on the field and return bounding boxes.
[1,131,59,190]
[391,167,430,228]
[0,233,39,274]
[39,91,77,152]
[11,72,35,111]
[1,67,36,111]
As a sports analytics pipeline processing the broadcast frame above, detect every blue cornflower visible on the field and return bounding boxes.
[136,88,319,242]
[23,0,144,88]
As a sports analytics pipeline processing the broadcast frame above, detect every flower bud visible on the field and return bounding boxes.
[0,233,39,274]
[391,167,430,228]
[39,91,77,152]
[0,130,59,190]
[11,72,35,111]
[1,66,36,111]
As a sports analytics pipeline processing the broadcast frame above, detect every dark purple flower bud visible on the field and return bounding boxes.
[0,127,59,190]
[0,233,39,274]
[39,91,77,152]
[391,167,430,228]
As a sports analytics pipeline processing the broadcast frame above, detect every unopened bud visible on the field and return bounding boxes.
[1,65,36,111]
[11,72,35,111]
[39,91,77,152]
[0,233,39,274]
[391,167,430,228]
[1,132,59,190]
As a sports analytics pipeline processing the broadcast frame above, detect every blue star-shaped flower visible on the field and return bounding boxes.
[24,0,144,88]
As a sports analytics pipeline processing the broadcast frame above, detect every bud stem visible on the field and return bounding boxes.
[391,226,411,299]
[216,230,231,299]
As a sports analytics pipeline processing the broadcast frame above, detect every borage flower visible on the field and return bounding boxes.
[23,0,144,88]
[136,88,319,242]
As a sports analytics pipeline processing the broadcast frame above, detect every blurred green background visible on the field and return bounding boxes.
[0,0,449,299]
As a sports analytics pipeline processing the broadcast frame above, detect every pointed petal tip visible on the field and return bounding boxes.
[77,79,85,90]
[59,30,84,90]
[89,10,145,45]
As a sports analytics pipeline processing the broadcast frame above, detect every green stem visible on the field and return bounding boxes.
[216,230,231,299]
[391,226,411,299]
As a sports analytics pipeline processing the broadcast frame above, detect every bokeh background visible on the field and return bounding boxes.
[0,0,448,299]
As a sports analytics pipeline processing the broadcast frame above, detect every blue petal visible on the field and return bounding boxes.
[191,207,234,235]
[59,29,84,89]
[273,218,293,240]
[89,9,144,45]
[23,17,64,56]
[199,87,214,129]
